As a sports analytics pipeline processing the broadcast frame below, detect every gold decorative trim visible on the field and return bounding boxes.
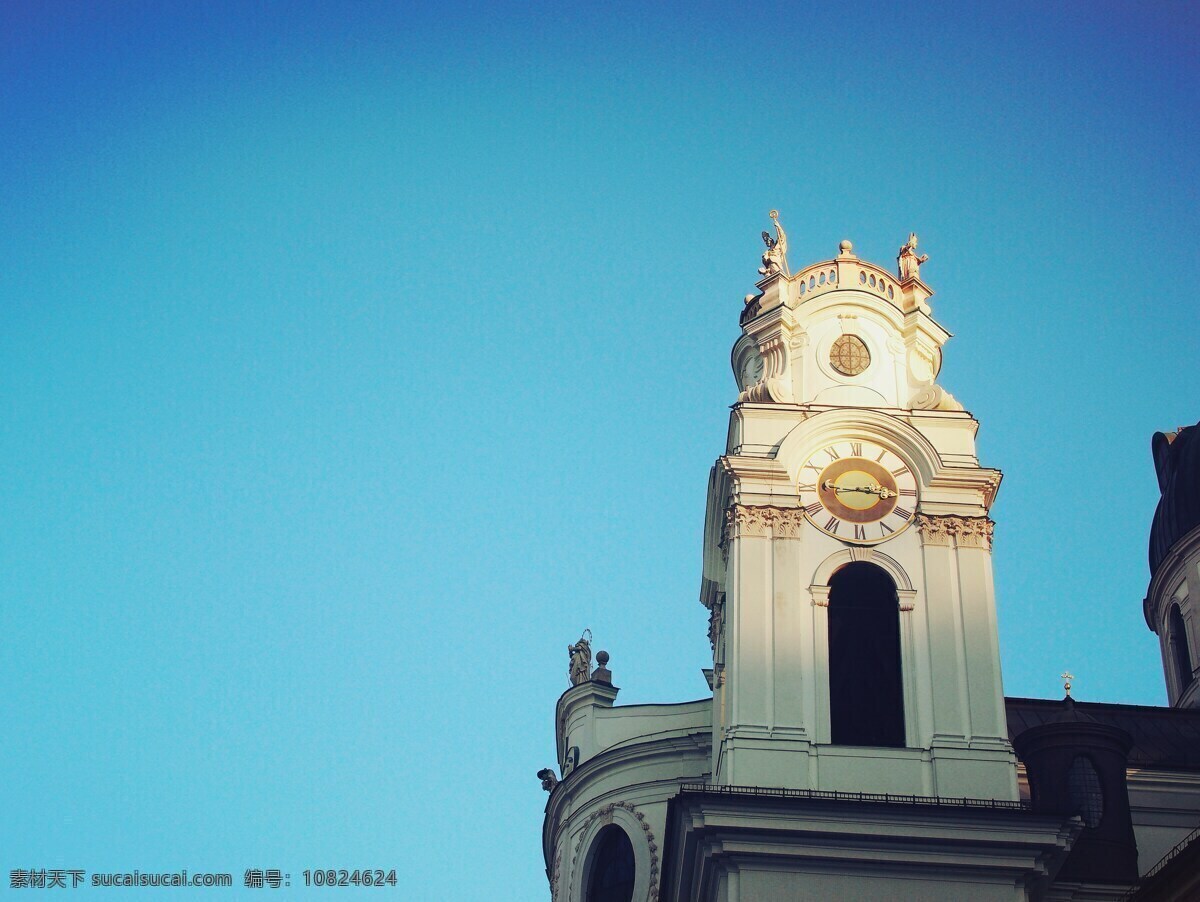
[916,514,995,549]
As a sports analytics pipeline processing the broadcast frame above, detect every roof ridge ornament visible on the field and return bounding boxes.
[897,232,929,282]
[758,209,790,279]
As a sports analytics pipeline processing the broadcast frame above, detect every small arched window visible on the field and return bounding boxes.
[585,825,635,902]
[1170,604,1193,693]
[828,562,905,747]
[1067,756,1104,828]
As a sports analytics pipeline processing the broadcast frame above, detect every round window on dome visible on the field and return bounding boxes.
[830,334,871,376]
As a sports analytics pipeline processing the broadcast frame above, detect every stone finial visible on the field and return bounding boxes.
[568,630,592,686]
[838,239,855,258]
[591,650,612,685]
[758,210,790,278]
[537,768,559,792]
[897,232,929,281]
[1061,671,1075,697]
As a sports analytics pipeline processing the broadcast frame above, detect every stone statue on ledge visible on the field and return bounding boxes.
[758,210,790,278]
[897,232,929,281]
[568,630,592,686]
[537,768,559,792]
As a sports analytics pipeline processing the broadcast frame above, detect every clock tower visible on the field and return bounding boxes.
[701,228,1016,799]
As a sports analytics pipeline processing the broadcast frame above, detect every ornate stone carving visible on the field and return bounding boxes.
[708,592,725,655]
[773,508,805,538]
[956,517,995,548]
[725,504,806,539]
[917,514,954,546]
[897,232,929,281]
[549,848,561,902]
[917,514,995,549]
[568,631,592,686]
[569,802,661,902]
[538,768,559,792]
[758,210,790,278]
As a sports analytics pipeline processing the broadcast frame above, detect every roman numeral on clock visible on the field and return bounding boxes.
[824,516,840,534]
[849,442,863,457]
[825,446,840,461]
[892,507,912,521]
[899,488,916,497]
[880,521,895,536]
[853,524,867,541]
[804,502,823,516]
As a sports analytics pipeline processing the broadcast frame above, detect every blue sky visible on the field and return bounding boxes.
[3,2,1198,898]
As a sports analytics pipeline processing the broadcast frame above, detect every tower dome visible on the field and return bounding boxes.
[1149,423,1200,574]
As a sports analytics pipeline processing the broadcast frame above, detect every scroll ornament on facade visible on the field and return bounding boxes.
[910,383,965,412]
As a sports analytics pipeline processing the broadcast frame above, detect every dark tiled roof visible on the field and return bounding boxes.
[1007,697,1200,770]
[1149,422,1200,574]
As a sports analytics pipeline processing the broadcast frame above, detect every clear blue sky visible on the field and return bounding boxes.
[3,2,1198,898]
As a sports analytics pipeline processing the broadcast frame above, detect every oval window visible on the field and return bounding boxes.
[586,825,635,902]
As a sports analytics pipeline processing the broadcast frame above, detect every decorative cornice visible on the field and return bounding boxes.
[567,801,660,902]
[725,504,805,539]
[916,514,994,549]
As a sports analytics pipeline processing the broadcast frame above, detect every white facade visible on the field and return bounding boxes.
[540,226,1200,902]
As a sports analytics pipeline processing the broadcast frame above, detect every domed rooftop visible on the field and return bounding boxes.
[1149,421,1200,573]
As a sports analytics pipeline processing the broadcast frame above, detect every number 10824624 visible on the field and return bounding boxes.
[303,869,398,888]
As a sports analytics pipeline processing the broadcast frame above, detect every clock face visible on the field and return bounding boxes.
[740,351,764,388]
[798,440,918,544]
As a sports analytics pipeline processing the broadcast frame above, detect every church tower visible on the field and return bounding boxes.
[541,218,1089,902]
[700,224,1016,800]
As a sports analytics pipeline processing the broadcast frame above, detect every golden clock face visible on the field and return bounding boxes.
[798,440,918,544]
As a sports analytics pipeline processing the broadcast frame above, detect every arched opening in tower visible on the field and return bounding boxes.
[1170,603,1193,695]
[828,561,906,747]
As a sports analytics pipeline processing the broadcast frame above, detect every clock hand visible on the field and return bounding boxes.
[822,480,898,499]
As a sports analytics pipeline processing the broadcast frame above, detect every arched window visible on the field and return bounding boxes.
[1170,604,1193,692]
[1067,756,1104,828]
[828,562,905,747]
[585,825,635,902]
